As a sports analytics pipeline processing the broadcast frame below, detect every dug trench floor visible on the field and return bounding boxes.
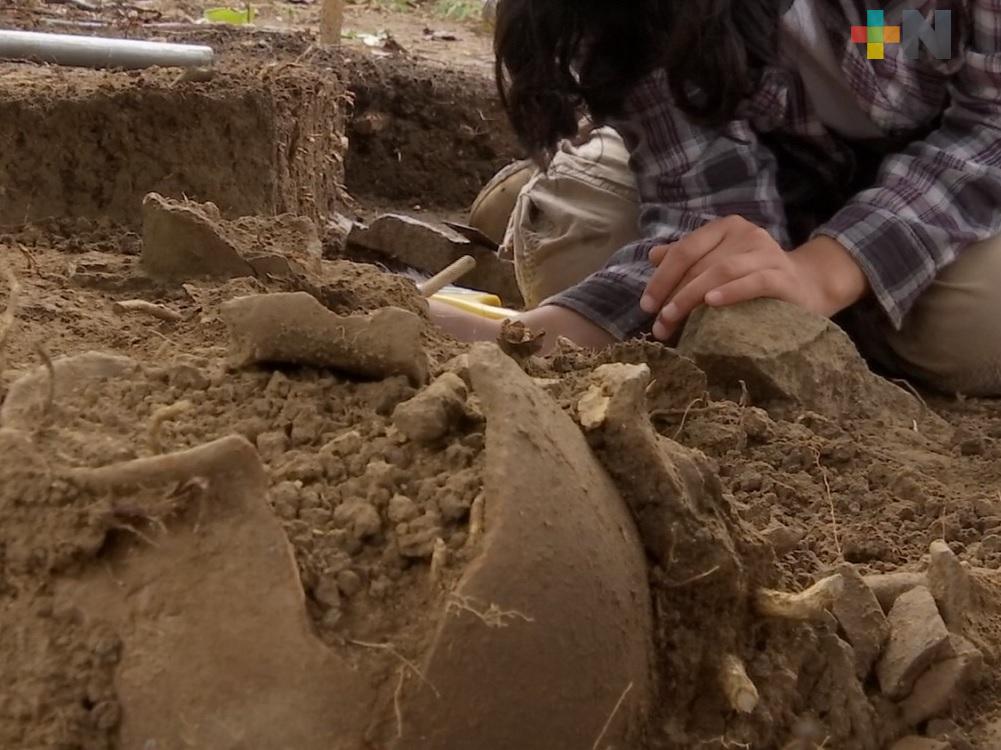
[2,19,1001,750]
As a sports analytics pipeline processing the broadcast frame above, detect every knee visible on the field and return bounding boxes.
[885,238,1001,396]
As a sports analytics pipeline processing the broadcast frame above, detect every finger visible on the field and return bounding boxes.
[668,238,761,305]
[640,220,734,314]
[705,269,787,307]
[650,252,780,342]
[649,244,670,265]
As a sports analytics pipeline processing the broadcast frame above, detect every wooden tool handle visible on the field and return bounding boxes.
[418,255,477,297]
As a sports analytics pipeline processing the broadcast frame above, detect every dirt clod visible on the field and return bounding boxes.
[391,372,468,443]
[221,292,429,385]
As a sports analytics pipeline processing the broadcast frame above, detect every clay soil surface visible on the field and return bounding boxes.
[1,4,1001,750]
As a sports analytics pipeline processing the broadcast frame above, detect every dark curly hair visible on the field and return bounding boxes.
[495,0,787,160]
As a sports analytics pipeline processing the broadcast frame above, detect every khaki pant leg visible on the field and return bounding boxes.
[880,235,1001,396]
[503,128,641,308]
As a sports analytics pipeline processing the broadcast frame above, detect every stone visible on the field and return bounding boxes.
[890,738,950,750]
[877,586,952,700]
[346,213,522,303]
[927,540,971,631]
[677,299,928,423]
[899,634,984,726]
[833,565,890,678]
[391,373,468,444]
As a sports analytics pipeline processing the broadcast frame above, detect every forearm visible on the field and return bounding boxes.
[518,305,617,353]
[789,236,870,316]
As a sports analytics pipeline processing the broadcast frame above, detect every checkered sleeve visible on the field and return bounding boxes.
[545,70,790,340]
[815,0,1001,328]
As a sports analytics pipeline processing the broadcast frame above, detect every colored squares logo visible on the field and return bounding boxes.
[851,9,901,60]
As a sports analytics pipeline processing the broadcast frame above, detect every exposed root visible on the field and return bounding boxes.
[465,493,485,548]
[112,299,184,323]
[392,667,406,739]
[591,681,634,750]
[755,575,843,621]
[445,593,534,628]
[814,450,843,561]
[428,537,448,589]
[663,565,722,589]
[108,521,162,549]
[33,343,55,421]
[672,397,706,441]
[349,640,440,698]
[719,654,760,715]
[149,400,192,454]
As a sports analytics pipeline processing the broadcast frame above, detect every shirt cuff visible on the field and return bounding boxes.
[812,204,939,330]
[541,240,660,340]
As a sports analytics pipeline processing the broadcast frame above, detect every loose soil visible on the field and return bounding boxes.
[1,6,1000,750]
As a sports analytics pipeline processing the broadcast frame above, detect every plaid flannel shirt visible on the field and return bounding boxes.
[548,0,1001,339]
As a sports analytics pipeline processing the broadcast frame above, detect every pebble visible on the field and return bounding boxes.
[877,586,952,700]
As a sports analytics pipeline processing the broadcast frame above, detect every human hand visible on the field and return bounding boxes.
[639,216,868,340]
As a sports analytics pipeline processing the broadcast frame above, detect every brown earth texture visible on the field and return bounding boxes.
[1,4,1001,750]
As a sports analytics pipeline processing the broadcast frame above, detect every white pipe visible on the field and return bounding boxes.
[0,30,214,70]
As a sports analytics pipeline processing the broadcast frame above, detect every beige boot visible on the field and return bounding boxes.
[468,158,536,246]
